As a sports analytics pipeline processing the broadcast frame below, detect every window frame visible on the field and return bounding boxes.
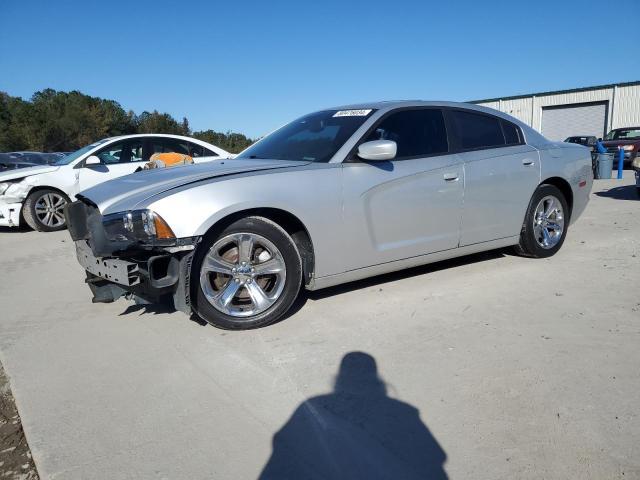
[346,106,452,162]
[346,106,525,163]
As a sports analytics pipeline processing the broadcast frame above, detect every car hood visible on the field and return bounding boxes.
[79,158,310,214]
[0,164,60,181]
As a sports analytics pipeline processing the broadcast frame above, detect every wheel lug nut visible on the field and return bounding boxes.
[234,278,239,283]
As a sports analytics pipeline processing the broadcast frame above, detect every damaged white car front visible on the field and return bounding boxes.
[0,175,37,227]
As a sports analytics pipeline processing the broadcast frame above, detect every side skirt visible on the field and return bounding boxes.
[306,236,519,291]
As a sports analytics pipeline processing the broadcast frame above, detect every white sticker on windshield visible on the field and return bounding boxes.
[333,109,372,117]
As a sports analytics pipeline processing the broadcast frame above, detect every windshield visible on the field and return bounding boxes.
[604,128,640,141]
[52,139,111,165]
[236,109,375,162]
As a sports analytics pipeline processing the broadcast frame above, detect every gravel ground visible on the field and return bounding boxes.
[0,361,38,479]
[0,171,638,479]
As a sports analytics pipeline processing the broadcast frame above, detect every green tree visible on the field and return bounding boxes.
[193,129,254,153]
[0,88,252,153]
[135,110,188,135]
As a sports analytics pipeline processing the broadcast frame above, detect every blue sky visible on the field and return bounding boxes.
[1,0,639,138]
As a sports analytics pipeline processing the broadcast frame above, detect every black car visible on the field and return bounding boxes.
[564,136,597,151]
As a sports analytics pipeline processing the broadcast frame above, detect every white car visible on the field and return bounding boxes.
[0,134,231,231]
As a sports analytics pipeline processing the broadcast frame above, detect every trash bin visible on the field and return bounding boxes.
[595,153,613,179]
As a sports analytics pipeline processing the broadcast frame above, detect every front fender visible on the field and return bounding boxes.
[146,166,344,278]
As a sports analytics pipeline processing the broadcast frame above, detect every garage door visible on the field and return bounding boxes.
[541,102,607,141]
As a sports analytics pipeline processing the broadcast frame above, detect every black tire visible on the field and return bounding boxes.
[514,184,569,258]
[192,216,303,330]
[22,189,70,232]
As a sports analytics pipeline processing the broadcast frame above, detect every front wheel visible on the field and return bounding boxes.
[514,184,569,258]
[22,189,70,232]
[193,216,303,330]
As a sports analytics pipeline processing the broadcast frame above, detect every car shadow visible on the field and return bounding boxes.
[118,302,176,317]
[271,248,506,326]
[0,225,31,234]
[118,248,506,328]
[303,248,506,304]
[594,184,639,201]
[258,351,448,479]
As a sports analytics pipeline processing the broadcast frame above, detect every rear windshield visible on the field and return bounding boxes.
[237,109,375,162]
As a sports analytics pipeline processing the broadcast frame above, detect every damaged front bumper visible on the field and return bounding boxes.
[0,180,32,227]
[0,199,23,227]
[66,200,200,313]
[76,239,195,313]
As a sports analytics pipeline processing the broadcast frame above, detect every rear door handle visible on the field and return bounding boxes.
[443,173,459,182]
[522,159,535,166]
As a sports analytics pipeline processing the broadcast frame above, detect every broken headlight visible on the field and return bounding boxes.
[0,178,25,195]
[102,209,175,242]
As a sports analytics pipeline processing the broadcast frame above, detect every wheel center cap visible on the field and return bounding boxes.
[237,265,252,275]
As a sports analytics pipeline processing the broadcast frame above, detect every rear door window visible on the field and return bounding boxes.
[187,142,206,158]
[162,139,190,155]
[450,110,505,150]
[502,121,522,145]
[201,146,219,157]
[365,108,448,159]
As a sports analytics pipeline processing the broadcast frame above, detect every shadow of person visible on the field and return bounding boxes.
[259,352,447,480]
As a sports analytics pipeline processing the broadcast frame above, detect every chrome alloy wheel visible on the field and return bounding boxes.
[199,232,287,318]
[34,193,67,228]
[533,195,564,249]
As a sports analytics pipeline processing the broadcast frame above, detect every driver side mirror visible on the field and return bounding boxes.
[84,155,101,166]
[357,140,397,161]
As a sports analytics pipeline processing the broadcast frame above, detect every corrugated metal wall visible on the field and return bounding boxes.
[475,82,640,136]
[612,84,640,128]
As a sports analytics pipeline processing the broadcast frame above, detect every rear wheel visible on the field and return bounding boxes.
[22,189,69,232]
[514,184,569,258]
[193,216,303,329]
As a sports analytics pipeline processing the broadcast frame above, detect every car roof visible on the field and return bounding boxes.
[323,100,550,147]
[327,100,500,112]
[103,133,209,142]
[95,133,231,155]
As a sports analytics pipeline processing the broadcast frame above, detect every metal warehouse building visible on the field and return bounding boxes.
[472,81,640,141]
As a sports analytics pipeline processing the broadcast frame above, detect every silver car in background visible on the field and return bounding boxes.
[65,101,592,329]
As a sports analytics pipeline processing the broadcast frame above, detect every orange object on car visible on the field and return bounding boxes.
[144,152,194,169]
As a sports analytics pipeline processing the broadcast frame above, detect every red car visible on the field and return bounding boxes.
[601,127,640,166]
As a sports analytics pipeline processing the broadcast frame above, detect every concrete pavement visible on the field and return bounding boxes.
[0,173,638,479]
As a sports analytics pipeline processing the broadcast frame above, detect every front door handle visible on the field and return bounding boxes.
[522,159,535,166]
[443,173,459,182]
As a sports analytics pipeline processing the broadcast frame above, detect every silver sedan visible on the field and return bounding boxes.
[66,101,593,329]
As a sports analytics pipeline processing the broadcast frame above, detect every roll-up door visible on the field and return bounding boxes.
[541,102,607,140]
